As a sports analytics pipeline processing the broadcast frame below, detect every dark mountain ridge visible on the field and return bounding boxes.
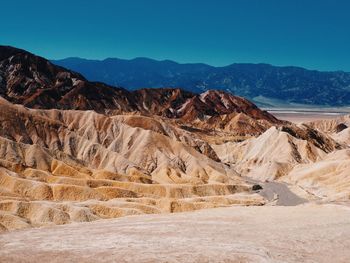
[52,57,350,106]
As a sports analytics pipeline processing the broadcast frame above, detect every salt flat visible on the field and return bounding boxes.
[268,108,349,123]
[1,204,350,263]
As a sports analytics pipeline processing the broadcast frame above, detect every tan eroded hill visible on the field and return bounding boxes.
[0,98,265,232]
[283,149,350,201]
[212,126,338,181]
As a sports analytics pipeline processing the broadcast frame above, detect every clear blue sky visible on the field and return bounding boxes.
[1,0,350,71]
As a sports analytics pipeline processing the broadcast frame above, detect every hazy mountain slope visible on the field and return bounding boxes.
[52,57,350,106]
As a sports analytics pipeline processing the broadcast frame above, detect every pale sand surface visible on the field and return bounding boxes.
[269,111,346,123]
[1,204,350,263]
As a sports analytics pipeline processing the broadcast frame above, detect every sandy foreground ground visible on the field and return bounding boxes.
[1,204,350,263]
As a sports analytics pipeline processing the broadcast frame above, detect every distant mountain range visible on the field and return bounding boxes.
[52,57,350,107]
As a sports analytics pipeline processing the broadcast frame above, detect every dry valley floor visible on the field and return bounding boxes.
[1,204,349,263]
